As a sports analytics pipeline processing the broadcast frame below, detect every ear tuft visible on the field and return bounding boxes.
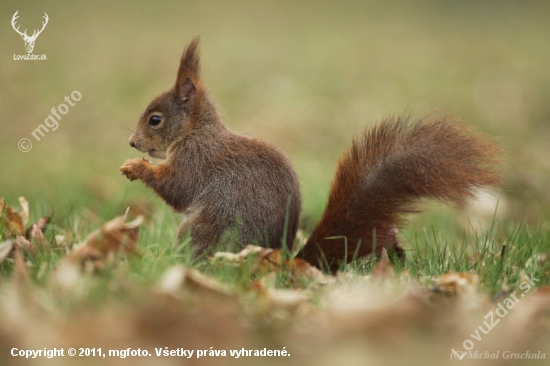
[176,37,202,100]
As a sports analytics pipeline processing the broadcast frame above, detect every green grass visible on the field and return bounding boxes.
[2,200,549,299]
[1,1,550,363]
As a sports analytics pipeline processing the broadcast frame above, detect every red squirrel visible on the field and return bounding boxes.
[120,37,502,271]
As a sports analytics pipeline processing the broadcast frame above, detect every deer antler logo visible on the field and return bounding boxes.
[11,11,49,54]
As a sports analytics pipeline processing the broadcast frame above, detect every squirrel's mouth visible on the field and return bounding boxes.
[148,149,166,159]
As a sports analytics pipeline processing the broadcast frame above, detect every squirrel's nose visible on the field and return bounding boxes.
[128,135,136,148]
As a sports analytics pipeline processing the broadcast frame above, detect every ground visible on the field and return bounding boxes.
[1,1,550,365]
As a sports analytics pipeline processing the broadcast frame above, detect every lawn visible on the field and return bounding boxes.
[1,1,550,365]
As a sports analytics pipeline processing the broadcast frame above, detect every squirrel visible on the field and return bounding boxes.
[120,37,502,272]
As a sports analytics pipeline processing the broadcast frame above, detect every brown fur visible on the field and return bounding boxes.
[300,114,502,271]
[121,37,301,254]
[121,38,502,270]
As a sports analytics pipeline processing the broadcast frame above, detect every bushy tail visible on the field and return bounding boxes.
[300,114,503,271]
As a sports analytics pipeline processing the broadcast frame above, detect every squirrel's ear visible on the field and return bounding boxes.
[176,37,202,102]
[179,77,197,103]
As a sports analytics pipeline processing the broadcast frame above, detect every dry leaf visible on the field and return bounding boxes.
[251,281,310,309]
[18,197,29,227]
[12,246,29,285]
[370,248,394,282]
[212,244,270,265]
[77,215,143,257]
[54,256,85,290]
[27,223,46,248]
[25,215,49,239]
[248,280,312,322]
[431,272,479,299]
[158,265,234,297]
[53,215,144,289]
[0,240,13,263]
[0,197,25,236]
[266,251,327,282]
[212,245,326,282]
[53,246,108,290]
[534,286,550,296]
[14,236,35,256]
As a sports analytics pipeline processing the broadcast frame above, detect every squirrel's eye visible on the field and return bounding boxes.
[149,115,162,126]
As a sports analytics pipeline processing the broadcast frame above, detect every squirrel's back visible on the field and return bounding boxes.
[173,130,301,252]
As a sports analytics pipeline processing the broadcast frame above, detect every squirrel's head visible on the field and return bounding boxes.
[129,37,204,159]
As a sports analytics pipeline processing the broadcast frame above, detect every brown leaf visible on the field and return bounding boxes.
[53,215,144,289]
[431,272,479,299]
[77,215,143,258]
[158,265,234,297]
[253,248,281,273]
[254,281,310,308]
[12,246,29,285]
[0,197,25,236]
[212,245,326,282]
[18,197,29,227]
[326,285,434,338]
[212,244,271,265]
[370,248,394,282]
[25,215,50,243]
[0,240,13,263]
[534,286,550,296]
[249,280,312,319]
[212,245,281,276]
[54,244,112,290]
[54,254,88,290]
[265,251,327,282]
[27,223,46,248]
[14,236,35,256]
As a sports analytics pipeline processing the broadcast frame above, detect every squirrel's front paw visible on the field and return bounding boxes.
[120,158,150,181]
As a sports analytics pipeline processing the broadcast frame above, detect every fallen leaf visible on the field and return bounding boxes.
[12,246,29,285]
[264,251,327,282]
[27,223,46,248]
[0,240,13,263]
[211,244,270,265]
[0,198,25,236]
[251,281,310,309]
[158,265,234,297]
[370,248,394,282]
[18,197,29,227]
[212,245,327,283]
[25,215,49,238]
[534,286,550,296]
[247,280,313,323]
[77,215,143,257]
[14,236,35,256]
[431,272,479,300]
[53,215,144,289]
[54,256,85,290]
